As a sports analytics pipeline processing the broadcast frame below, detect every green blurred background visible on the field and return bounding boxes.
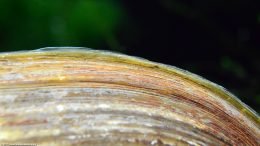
[0,0,259,113]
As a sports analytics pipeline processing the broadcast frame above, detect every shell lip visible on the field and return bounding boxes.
[0,46,259,123]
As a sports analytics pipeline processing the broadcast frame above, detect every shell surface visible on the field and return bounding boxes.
[0,47,259,145]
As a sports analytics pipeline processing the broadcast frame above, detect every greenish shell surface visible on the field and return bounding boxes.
[0,47,259,145]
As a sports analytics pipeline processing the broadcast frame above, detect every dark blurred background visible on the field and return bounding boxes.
[0,0,259,113]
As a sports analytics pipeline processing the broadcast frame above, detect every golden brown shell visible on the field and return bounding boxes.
[0,47,259,145]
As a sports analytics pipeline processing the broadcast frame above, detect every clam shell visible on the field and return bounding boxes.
[0,47,259,145]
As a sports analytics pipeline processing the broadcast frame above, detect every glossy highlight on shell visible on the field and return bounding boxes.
[0,47,259,146]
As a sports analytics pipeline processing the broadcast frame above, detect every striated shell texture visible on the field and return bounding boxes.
[0,47,259,146]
